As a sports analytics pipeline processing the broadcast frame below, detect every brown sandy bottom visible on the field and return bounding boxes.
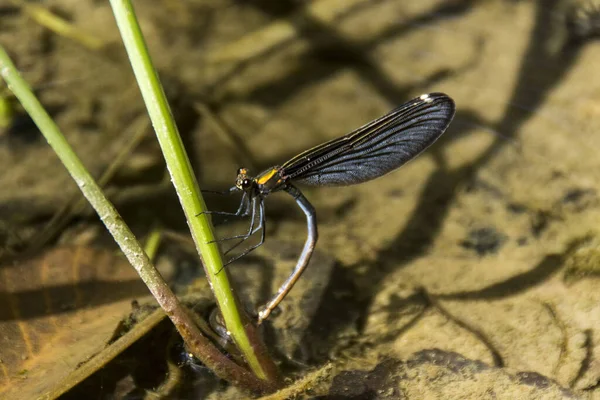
[2,0,600,399]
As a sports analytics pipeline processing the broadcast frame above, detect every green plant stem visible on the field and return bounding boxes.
[107,0,279,386]
[0,46,272,393]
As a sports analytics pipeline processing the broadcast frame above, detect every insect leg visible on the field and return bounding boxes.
[197,187,249,218]
[201,189,233,195]
[215,197,257,253]
[203,192,253,247]
[210,196,257,243]
[206,194,252,241]
[257,184,317,324]
[223,198,266,266]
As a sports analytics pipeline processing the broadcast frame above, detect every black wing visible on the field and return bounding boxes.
[280,93,455,186]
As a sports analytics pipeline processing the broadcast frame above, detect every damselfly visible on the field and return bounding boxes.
[207,93,455,324]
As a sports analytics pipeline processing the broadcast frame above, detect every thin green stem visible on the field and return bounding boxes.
[0,46,272,393]
[107,0,279,386]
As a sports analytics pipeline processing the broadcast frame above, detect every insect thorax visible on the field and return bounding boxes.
[255,167,285,194]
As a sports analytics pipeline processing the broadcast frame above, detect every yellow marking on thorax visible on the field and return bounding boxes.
[256,168,278,185]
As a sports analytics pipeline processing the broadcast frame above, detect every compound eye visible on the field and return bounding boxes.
[242,179,251,188]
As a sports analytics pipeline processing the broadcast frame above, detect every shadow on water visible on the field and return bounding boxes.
[187,0,586,361]
[218,0,477,110]
[200,1,484,227]
[292,0,588,359]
